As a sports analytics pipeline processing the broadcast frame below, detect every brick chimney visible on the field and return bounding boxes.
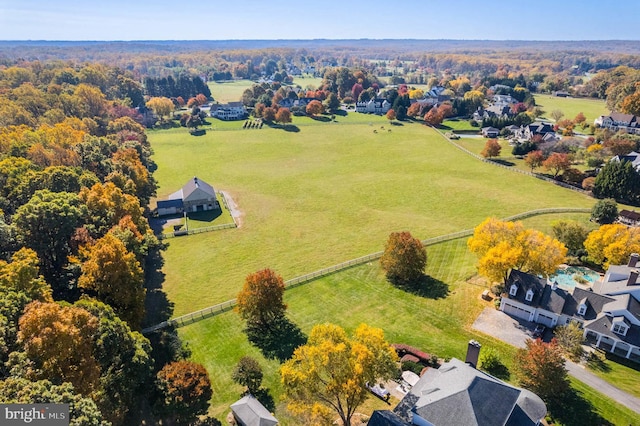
[628,253,639,268]
[465,340,482,368]
[628,270,639,287]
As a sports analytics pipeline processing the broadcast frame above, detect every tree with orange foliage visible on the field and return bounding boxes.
[275,107,292,124]
[423,106,444,126]
[306,100,324,116]
[155,361,212,425]
[543,152,571,178]
[481,139,501,158]
[515,338,568,401]
[386,109,397,122]
[524,150,545,172]
[262,106,277,123]
[236,268,287,332]
[79,181,145,236]
[18,301,100,396]
[380,231,427,286]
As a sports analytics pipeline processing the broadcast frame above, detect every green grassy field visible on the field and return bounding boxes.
[535,94,609,124]
[148,114,595,316]
[208,80,254,103]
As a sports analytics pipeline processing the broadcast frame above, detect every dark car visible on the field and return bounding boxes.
[533,324,546,338]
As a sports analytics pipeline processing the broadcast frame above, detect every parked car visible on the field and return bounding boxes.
[533,324,546,338]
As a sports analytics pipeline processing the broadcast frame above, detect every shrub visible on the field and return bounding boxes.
[401,360,424,376]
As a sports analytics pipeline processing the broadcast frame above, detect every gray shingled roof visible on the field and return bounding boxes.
[538,285,568,314]
[562,287,614,321]
[593,265,640,294]
[182,176,215,199]
[230,395,278,426]
[585,314,640,348]
[367,410,411,426]
[393,358,546,426]
[505,270,546,307]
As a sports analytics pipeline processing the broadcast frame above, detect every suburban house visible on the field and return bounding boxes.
[594,112,640,135]
[473,104,513,122]
[210,102,247,120]
[355,98,392,114]
[481,126,500,138]
[499,256,640,362]
[619,210,640,227]
[156,176,219,216]
[368,342,547,426]
[611,150,640,171]
[515,122,557,142]
[230,395,278,426]
[278,97,318,109]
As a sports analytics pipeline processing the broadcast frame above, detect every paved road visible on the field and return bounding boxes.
[473,308,640,414]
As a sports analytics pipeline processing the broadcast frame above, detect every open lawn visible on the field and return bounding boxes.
[440,118,479,133]
[535,94,609,124]
[179,236,638,425]
[148,114,595,316]
[208,80,254,103]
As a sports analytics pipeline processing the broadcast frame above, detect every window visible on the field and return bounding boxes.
[613,323,628,336]
[577,304,587,316]
[509,284,518,296]
[525,289,534,302]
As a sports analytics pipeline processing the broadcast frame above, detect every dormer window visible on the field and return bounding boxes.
[578,304,587,316]
[509,284,518,296]
[612,317,629,336]
[525,289,534,302]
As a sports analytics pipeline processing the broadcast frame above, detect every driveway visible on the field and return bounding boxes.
[472,308,640,414]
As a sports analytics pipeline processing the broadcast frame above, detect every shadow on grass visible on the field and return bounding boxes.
[281,124,300,132]
[187,209,222,223]
[437,124,453,131]
[334,109,347,116]
[309,115,331,122]
[143,244,174,327]
[246,316,307,363]
[586,351,611,373]
[547,388,613,426]
[488,158,515,167]
[251,388,276,413]
[189,129,206,136]
[483,363,510,381]
[393,275,449,299]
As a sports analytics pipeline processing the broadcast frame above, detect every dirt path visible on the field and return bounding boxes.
[220,190,243,228]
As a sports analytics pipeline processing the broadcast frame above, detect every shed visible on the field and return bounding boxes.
[230,395,278,426]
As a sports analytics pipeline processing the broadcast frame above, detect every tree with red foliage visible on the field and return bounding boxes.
[352,83,364,101]
[423,106,444,126]
[481,139,501,158]
[275,107,292,124]
[155,361,213,425]
[524,150,545,172]
[306,100,324,116]
[262,107,276,123]
[511,102,528,114]
[386,109,397,122]
[407,102,422,118]
[543,152,571,178]
[236,268,287,331]
[515,338,568,401]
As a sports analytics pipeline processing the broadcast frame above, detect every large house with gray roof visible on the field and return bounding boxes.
[369,344,547,426]
[499,255,640,362]
[595,112,640,135]
[156,176,219,216]
[611,151,640,172]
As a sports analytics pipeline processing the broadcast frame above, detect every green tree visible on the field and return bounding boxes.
[155,361,213,426]
[551,220,589,257]
[550,109,564,122]
[324,92,341,112]
[13,190,87,287]
[593,160,640,205]
[380,231,427,286]
[590,198,619,224]
[554,322,585,361]
[232,356,263,395]
[281,323,397,426]
[0,378,108,426]
[515,338,569,402]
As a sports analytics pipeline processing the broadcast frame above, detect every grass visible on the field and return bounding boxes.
[178,236,638,425]
[440,118,479,133]
[535,94,609,124]
[207,80,254,103]
[586,351,640,399]
[568,378,640,426]
[156,193,235,233]
[148,113,595,317]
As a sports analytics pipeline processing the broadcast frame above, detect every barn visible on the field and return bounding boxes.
[156,176,219,216]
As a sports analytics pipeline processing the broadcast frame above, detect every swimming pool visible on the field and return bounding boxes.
[550,266,600,289]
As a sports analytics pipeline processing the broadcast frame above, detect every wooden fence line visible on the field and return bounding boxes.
[142,207,590,334]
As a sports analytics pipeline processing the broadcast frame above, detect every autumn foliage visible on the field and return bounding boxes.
[380,231,427,285]
[515,338,569,401]
[236,268,287,329]
[481,139,501,158]
[155,361,213,425]
[584,224,640,268]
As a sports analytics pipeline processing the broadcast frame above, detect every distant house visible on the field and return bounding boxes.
[595,112,640,135]
[210,102,247,120]
[493,94,518,104]
[481,126,500,138]
[370,341,547,426]
[611,150,640,171]
[500,258,640,363]
[515,121,556,141]
[553,91,570,97]
[156,177,219,216]
[278,97,318,109]
[619,210,640,227]
[230,395,278,426]
[355,98,391,114]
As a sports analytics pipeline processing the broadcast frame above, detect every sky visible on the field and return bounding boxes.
[1,0,639,41]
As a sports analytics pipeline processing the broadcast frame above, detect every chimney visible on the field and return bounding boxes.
[193,176,198,186]
[465,340,482,368]
[628,253,639,268]
[628,270,639,287]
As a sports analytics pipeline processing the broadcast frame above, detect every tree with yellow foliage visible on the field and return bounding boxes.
[0,247,52,302]
[584,224,640,268]
[468,218,567,284]
[281,323,397,426]
[145,96,175,122]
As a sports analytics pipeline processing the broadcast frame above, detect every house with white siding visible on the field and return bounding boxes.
[156,177,219,216]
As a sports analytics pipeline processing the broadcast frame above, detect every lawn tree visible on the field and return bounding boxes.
[275,107,292,125]
[593,160,640,205]
[232,356,263,395]
[524,150,545,172]
[380,231,427,286]
[145,97,175,122]
[550,109,564,122]
[515,338,569,402]
[386,108,397,122]
[262,107,276,123]
[481,139,501,158]
[584,224,640,268]
[155,361,213,426]
[590,198,619,224]
[554,322,585,361]
[467,218,567,285]
[281,323,397,426]
[236,268,287,332]
[306,100,324,116]
[324,92,340,113]
[543,152,571,178]
[551,220,589,257]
